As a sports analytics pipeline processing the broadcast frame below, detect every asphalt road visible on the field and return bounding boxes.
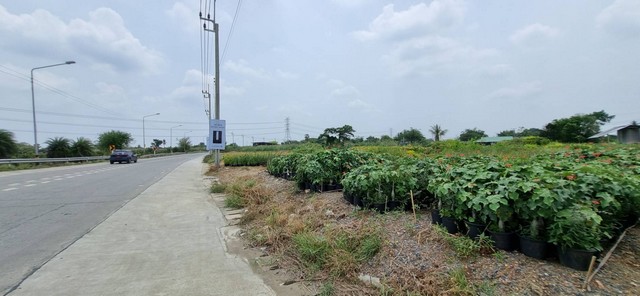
[0,153,205,295]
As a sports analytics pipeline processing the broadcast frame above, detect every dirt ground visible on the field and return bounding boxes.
[210,165,640,296]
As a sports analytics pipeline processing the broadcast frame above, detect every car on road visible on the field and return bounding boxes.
[109,150,138,164]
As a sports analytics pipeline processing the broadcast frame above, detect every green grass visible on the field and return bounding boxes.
[293,232,331,270]
[224,194,244,209]
[210,183,226,193]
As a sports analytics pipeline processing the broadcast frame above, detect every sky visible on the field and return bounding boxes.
[1,0,639,148]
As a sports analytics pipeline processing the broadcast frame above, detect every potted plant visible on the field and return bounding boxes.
[548,204,603,271]
[486,175,520,251]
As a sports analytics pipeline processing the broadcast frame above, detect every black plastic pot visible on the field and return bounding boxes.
[441,216,460,234]
[465,221,487,240]
[489,230,519,251]
[343,191,354,205]
[353,195,364,207]
[557,247,598,271]
[518,235,549,259]
[370,200,401,213]
[431,209,442,225]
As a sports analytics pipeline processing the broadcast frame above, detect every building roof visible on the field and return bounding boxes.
[588,124,640,139]
[476,136,514,143]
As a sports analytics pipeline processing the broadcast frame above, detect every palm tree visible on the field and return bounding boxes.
[0,129,18,158]
[45,137,71,158]
[71,137,95,156]
[429,124,448,141]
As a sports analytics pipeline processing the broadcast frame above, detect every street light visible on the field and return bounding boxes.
[31,60,76,156]
[170,124,182,153]
[142,112,160,150]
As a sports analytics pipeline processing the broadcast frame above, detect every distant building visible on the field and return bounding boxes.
[476,136,514,145]
[588,123,640,144]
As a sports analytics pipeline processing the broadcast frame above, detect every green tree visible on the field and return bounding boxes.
[318,125,356,147]
[71,137,95,157]
[45,137,71,158]
[151,139,163,149]
[394,128,426,145]
[459,128,487,142]
[15,142,36,158]
[178,137,192,152]
[429,124,448,141]
[97,130,133,152]
[543,110,614,142]
[497,129,517,137]
[498,127,543,137]
[0,129,18,158]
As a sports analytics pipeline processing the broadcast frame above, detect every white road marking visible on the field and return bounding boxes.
[24,184,36,187]
[41,181,51,184]
[3,188,18,191]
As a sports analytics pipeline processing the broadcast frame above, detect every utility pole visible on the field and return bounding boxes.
[201,2,221,167]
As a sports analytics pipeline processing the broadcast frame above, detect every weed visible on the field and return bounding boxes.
[224,194,244,209]
[449,266,474,295]
[476,280,496,296]
[293,232,330,270]
[356,234,382,262]
[210,183,226,193]
[493,251,506,263]
[317,282,334,296]
[434,225,482,258]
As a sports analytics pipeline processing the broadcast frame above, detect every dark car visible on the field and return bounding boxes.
[109,149,138,164]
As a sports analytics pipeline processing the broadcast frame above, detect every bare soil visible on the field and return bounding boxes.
[210,165,640,296]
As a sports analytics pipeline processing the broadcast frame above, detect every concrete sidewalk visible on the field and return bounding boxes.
[8,157,275,296]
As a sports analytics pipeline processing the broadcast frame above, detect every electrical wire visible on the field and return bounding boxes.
[221,0,243,62]
[0,66,120,116]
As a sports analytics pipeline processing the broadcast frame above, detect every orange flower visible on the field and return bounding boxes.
[505,163,512,168]
[566,174,576,181]
[592,200,600,205]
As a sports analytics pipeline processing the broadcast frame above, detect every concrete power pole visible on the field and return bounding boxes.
[201,2,221,166]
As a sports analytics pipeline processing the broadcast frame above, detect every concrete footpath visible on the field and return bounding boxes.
[8,156,275,296]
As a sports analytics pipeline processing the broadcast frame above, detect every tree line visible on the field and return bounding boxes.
[290,110,616,147]
[0,130,197,159]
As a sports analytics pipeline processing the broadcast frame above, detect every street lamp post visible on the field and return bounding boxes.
[142,113,160,151]
[170,124,182,153]
[31,61,76,156]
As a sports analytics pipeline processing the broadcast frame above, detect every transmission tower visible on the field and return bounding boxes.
[285,117,291,143]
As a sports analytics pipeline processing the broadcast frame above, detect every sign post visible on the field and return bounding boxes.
[207,119,226,167]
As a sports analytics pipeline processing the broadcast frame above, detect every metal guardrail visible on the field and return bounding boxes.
[0,156,109,164]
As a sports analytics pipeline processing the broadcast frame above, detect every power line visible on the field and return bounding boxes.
[0,65,119,116]
[221,0,243,62]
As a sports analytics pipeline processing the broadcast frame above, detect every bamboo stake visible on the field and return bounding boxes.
[410,190,417,223]
[584,223,634,288]
[583,256,597,289]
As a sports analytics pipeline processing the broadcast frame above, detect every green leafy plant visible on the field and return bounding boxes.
[548,204,603,251]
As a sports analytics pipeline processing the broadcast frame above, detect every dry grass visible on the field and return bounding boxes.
[211,165,640,296]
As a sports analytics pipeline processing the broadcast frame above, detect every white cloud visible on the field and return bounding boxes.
[386,35,497,76]
[224,59,270,79]
[596,0,640,38]
[0,5,165,74]
[488,81,543,99]
[166,2,198,32]
[510,23,559,47]
[353,0,466,41]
